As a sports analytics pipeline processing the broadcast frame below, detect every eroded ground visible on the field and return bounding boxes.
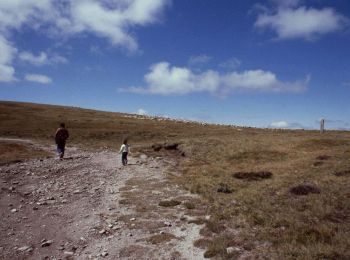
[0,140,208,259]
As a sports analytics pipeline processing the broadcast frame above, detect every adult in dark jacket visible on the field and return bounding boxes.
[55,123,69,159]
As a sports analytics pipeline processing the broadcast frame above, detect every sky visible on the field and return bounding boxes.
[0,0,349,130]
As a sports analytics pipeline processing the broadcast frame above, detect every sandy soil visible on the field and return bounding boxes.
[0,139,207,259]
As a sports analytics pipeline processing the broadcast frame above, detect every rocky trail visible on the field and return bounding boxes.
[0,140,207,259]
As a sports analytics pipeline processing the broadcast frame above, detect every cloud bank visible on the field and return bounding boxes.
[18,51,68,66]
[255,2,348,40]
[122,61,309,96]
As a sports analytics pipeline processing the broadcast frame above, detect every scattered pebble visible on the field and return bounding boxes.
[41,240,53,247]
[17,246,32,252]
[164,221,172,227]
[226,246,241,254]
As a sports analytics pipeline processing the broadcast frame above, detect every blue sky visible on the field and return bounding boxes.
[0,0,349,130]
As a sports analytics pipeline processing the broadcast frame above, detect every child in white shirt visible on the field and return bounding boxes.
[119,139,130,166]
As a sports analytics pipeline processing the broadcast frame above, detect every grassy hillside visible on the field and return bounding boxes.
[0,101,236,150]
[1,101,349,259]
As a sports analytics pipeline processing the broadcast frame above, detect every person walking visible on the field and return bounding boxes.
[55,123,69,159]
[119,139,130,166]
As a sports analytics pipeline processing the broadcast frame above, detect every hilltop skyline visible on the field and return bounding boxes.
[0,0,349,130]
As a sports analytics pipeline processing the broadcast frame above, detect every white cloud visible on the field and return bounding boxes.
[269,121,289,128]
[60,0,170,51]
[0,0,53,31]
[25,74,52,84]
[50,54,68,64]
[0,64,16,82]
[0,0,169,48]
[0,0,170,82]
[188,55,212,65]
[219,58,241,70]
[0,35,17,82]
[255,6,348,40]
[18,51,68,66]
[19,52,48,66]
[136,108,148,115]
[122,61,309,95]
[269,120,306,129]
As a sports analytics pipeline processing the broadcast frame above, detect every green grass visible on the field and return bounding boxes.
[1,101,350,259]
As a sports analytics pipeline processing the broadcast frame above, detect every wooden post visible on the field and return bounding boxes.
[320,118,325,133]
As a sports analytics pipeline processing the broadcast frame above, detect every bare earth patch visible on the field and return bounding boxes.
[232,171,273,181]
[289,183,321,196]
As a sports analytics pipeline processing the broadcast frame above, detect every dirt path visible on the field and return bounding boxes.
[0,140,207,259]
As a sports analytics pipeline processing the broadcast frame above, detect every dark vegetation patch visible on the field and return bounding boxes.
[164,143,179,150]
[203,235,230,259]
[183,201,195,209]
[313,161,324,167]
[146,233,176,244]
[334,170,350,177]
[158,200,181,207]
[119,199,131,205]
[205,220,226,234]
[152,143,179,151]
[151,142,185,157]
[188,219,206,225]
[217,183,234,193]
[316,155,331,160]
[289,183,321,196]
[151,144,162,152]
[232,171,273,181]
[193,238,212,249]
[295,226,334,244]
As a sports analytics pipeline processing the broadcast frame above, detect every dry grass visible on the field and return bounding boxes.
[1,101,350,258]
[177,133,350,258]
[158,200,181,207]
[146,233,177,244]
[0,140,52,165]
